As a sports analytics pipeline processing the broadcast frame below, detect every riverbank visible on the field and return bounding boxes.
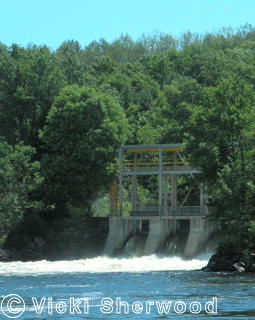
[1,216,109,262]
[202,252,255,273]
[0,249,44,262]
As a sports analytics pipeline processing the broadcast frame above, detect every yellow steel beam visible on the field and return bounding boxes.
[127,147,183,153]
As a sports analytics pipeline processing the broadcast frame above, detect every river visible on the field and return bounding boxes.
[0,255,254,319]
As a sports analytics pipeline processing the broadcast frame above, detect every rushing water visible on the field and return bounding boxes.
[0,255,254,319]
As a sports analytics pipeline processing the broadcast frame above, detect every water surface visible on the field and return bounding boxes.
[0,255,254,319]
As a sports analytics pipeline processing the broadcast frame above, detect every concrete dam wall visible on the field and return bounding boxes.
[103,216,217,258]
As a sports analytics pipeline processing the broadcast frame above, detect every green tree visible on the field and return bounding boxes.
[56,40,85,85]
[0,141,41,235]
[0,44,64,147]
[184,78,255,260]
[40,85,128,211]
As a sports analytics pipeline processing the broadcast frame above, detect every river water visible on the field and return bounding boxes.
[0,255,254,319]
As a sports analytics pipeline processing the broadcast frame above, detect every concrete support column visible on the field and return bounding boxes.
[184,217,215,258]
[144,217,175,255]
[104,217,134,256]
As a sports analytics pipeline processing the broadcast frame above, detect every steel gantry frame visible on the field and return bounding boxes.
[116,144,207,217]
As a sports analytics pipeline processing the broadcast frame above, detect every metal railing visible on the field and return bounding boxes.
[123,159,190,171]
[130,206,206,217]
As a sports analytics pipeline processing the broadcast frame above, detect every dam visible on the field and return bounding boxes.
[104,144,216,258]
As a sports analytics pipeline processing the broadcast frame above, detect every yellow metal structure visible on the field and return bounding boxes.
[127,146,183,153]
[123,159,189,170]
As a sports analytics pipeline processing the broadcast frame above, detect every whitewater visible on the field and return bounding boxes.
[0,254,210,276]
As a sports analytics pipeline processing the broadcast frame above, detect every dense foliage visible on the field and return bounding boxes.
[40,85,127,209]
[1,25,255,260]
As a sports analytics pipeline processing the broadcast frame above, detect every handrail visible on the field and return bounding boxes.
[125,160,183,163]
[123,159,189,169]
[112,205,210,217]
[130,207,207,216]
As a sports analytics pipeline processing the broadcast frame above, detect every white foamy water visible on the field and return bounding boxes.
[0,255,209,276]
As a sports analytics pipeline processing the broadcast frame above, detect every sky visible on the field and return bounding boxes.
[0,0,255,49]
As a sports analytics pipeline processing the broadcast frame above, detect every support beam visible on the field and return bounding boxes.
[131,154,137,212]
[109,179,118,216]
[200,183,208,215]
[204,184,209,214]
[164,175,168,215]
[119,147,123,217]
[122,169,201,176]
[171,152,177,213]
[109,185,114,216]
[159,145,163,216]
[171,175,177,210]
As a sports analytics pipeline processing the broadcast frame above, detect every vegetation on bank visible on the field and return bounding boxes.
[0,25,255,263]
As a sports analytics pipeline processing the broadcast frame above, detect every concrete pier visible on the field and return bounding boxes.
[144,217,175,255]
[184,217,215,258]
[103,215,215,257]
[103,217,133,256]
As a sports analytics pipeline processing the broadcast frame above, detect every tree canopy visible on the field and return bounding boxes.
[40,85,128,209]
